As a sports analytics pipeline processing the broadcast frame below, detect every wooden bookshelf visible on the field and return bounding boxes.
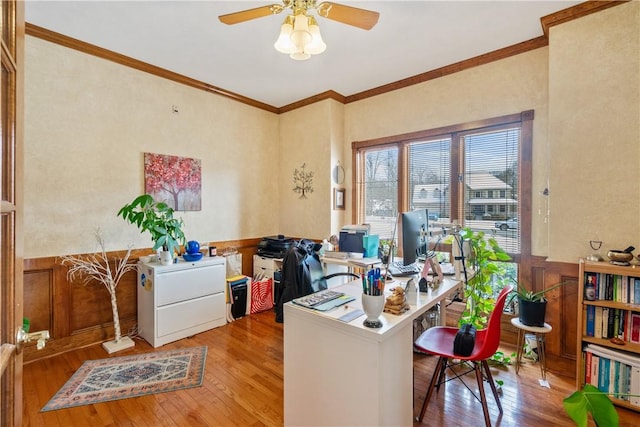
[576,259,640,412]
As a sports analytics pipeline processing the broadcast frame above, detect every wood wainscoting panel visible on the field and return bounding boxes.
[528,259,579,377]
[23,269,53,333]
[69,269,136,332]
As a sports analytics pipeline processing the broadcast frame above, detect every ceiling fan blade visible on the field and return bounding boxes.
[219,4,284,25]
[316,2,380,30]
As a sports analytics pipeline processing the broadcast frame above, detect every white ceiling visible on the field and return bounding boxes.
[25,0,581,108]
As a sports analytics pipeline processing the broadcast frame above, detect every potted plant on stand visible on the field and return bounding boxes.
[509,279,574,327]
[118,194,186,265]
[60,229,136,353]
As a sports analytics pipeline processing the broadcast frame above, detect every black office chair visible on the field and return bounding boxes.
[275,239,358,323]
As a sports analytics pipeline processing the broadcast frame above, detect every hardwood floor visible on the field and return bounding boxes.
[23,310,639,426]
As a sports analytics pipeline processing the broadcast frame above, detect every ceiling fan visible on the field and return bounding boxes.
[219,0,380,60]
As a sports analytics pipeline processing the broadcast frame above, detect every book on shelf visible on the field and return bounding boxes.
[594,306,603,338]
[586,305,595,337]
[631,312,640,343]
[613,360,620,397]
[620,310,627,340]
[602,307,610,339]
[598,356,609,393]
[621,363,630,401]
[607,308,616,339]
[591,354,600,387]
[632,366,640,406]
[585,272,598,300]
[613,309,621,339]
[606,274,614,301]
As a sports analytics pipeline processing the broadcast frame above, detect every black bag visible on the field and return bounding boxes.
[453,323,476,357]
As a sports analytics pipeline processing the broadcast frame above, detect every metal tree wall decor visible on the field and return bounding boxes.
[292,163,314,199]
[144,152,202,211]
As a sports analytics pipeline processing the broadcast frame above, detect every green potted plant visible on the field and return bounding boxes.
[458,228,512,329]
[509,279,574,327]
[117,194,186,264]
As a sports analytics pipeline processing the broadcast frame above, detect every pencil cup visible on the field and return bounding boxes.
[362,294,385,328]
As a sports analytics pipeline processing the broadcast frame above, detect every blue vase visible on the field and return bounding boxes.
[186,240,200,255]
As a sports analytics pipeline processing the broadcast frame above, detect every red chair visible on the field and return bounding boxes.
[414,285,514,427]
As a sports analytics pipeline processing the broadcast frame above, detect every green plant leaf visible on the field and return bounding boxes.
[563,385,619,427]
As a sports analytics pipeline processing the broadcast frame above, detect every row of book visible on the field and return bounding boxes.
[584,272,640,303]
[583,344,640,406]
[585,306,640,343]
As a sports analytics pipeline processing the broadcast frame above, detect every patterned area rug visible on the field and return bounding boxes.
[41,346,207,412]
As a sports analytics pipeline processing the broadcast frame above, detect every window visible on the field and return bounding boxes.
[357,146,399,242]
[353,111,533,266]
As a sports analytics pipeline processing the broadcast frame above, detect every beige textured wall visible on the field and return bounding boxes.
[547,2,640,262]
[343,48,551,256]
[25,37,280,257]
[328,100,346,236]
[278,101,333,240]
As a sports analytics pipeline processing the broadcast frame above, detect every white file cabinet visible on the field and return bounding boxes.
[137,256,226,347]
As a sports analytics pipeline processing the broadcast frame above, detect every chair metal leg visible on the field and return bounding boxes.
[482,359,503,413]
[417,356,446,423]
[474,362,492,427]
[435,357,447,391]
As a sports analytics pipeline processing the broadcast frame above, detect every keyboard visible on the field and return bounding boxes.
[388,261,420,277]
[292,289,345,309]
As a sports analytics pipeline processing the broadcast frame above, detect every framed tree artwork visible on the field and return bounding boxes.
[334,188,345,210]
[144,153,202,211]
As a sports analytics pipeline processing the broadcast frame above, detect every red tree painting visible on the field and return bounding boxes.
[144,153,201,211]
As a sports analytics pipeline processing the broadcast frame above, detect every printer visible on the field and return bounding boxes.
[257,235,294,258]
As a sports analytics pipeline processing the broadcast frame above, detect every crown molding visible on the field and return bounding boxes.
[25,23,279,114]
[540,0,626,38]
[26,1,624,114]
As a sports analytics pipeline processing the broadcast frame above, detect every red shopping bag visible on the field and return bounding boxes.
[250,278,274,314]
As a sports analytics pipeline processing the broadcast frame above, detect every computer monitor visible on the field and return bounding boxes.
[400,209,429,266]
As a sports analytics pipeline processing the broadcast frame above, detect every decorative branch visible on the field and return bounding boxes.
[60,229,137,343]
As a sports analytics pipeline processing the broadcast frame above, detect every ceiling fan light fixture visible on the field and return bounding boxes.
[305,16,326,55]
[222,1,380,61]
[290,50,311,61]
[274,15,295,54]
[290,13,312,49]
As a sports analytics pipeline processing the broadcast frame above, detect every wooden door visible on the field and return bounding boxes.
[1,1,24,425]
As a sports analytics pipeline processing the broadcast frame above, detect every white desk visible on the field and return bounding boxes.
[283,277,461,426]
[320,255,382,273]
